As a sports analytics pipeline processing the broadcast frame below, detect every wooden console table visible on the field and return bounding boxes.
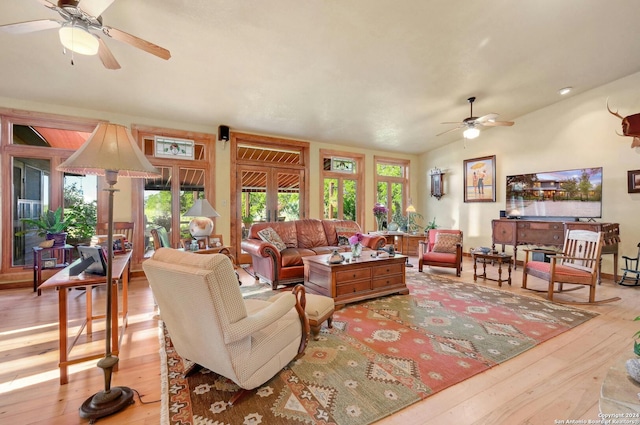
[369,232,425,256]
[39,251,132,384]
[491,219,620,281]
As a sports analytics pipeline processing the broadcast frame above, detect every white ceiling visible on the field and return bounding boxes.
[1,0,640,154]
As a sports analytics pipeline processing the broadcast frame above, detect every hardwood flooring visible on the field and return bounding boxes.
[1,257,638,425]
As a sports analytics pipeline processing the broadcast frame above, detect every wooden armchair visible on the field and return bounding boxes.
[96,222,134,243]
[418,229,463,276]
[150,227,171,250]
[619,242,640,286]
[522,229,620,304]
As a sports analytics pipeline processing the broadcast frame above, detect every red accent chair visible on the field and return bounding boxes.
[418,229,463,276]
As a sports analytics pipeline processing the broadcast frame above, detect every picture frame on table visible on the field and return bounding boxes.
[43,258,57,268]
[463,155,496,202]
[628,169,640,193]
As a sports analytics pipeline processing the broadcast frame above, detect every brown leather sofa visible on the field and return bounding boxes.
[242,219,386,289]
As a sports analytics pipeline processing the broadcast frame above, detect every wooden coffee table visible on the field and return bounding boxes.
[303,252,409,306]
[471,250,513,287]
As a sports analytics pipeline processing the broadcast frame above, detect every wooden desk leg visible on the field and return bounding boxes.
[58,287,69,385]
[497,261,503,287]
[507,260,512,286]
[86,286,92,335]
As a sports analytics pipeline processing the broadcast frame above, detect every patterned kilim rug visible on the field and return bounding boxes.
[160,270,597,425]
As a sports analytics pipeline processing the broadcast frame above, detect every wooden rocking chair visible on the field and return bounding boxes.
[522,229,620,305]
[619,242,640,287]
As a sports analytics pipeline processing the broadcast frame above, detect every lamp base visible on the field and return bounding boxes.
[79,386,134,420]
[189,217,214,240]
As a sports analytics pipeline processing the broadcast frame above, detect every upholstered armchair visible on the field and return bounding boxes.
[143,248,309,405]
[418,229,463,276]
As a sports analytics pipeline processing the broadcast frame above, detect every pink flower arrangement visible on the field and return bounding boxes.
[373,203,388,218]
[348,232,363,246]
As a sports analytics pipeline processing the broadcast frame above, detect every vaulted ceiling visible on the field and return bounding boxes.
[1,0,640,154]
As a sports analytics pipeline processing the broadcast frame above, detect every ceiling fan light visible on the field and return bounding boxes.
[59,24,99,56]
[463,127,480,139]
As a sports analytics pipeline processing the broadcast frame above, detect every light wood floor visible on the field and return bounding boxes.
[1,257,638,425]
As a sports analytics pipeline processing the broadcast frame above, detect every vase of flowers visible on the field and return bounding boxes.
[348,232,364,258]
[373,203,388,232]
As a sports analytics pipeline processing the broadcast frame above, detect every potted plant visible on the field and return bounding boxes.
[425,217,438,232]
[18,207,70,247]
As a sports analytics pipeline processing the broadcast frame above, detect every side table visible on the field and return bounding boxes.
[33,244,74,295]
[471,250,513,287]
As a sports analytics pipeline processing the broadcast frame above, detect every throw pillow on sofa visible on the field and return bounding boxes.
[335,226,358,246]
[257,227,287,251]
[432,233,461,253]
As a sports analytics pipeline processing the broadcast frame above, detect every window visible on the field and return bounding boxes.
[133,125,215,254]
[374,157,409,228]
[320,150,364,224]
[2,113,99,273]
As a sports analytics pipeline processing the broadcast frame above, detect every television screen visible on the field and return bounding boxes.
[77,246,108,275]
[506,167,603,219]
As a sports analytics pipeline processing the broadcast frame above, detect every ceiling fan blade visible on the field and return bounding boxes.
[482,120,515,127]
[0,19,61,34]
[436,125,464,137]
[440,121,464,125]
[102,26,171,60]
[79,0,116,18]
[97,38,121,69]
[475,113,499,123]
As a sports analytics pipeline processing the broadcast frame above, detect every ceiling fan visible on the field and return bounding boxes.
[0,0,171,69]
[437,96,514,139]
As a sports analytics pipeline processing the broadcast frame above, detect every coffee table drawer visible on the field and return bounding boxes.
[336,268,371,282]
[373,263,404,276]
[372,274,404,289]
[336,280,371,296]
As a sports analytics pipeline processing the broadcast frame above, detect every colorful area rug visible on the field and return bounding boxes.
[160,271,597,425]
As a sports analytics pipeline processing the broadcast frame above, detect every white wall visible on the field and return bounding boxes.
[420,71,640,275]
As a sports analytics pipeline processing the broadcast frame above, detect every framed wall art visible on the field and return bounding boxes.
[628,170,640,193]
[463,155,496,202]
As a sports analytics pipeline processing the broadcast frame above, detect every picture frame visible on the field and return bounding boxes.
[463,155,496,202]
[628,170,640,193]
[43,258,57,268]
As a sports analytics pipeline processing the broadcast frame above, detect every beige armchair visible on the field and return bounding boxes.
[143,248,309,405]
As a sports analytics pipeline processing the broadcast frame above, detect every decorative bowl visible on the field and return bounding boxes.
[479,247,491,254]
[39,239,55,248]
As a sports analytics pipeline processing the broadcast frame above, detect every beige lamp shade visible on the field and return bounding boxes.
[185,199,220,239]
[58,123,159,178]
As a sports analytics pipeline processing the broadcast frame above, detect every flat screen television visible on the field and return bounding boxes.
[76,245,108,275]
[505,167,603,219]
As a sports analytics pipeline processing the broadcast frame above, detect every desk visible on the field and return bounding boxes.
[39,251,132,384]
[189,245,236,265]
[33,244,74,295]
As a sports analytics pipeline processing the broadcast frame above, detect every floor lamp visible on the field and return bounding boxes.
[57,123,160,421]
[405,201,416,267]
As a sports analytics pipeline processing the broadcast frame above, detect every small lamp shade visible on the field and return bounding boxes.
[185,199,220,239]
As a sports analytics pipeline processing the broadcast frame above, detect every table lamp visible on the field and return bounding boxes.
[184,198,220,241]
[57,122,160,421]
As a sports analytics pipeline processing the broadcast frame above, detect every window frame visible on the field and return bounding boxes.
[319,149,364,225]
[373,156,410,225]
